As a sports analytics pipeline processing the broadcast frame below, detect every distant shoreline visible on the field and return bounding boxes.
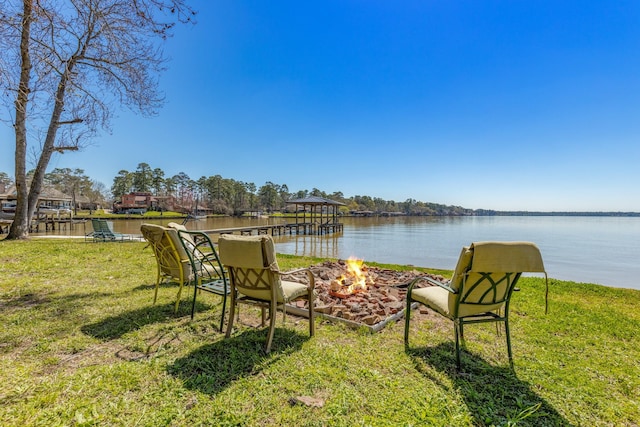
[472,211,640,217]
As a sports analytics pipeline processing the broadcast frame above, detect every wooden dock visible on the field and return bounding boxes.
[204,221,343,237]
[30,217,86,232]
[0,217,87,234]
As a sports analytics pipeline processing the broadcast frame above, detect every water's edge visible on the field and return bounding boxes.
[30,215,640,290]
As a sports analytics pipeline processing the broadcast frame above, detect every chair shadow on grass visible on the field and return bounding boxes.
[406,343,574,427]
[168,328,307,396]
[130,279,181,293]
[81,298,219,340]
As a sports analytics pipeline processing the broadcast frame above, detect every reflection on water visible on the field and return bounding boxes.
[30,215,640,290]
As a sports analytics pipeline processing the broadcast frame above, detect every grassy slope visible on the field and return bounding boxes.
[0,239,638,426]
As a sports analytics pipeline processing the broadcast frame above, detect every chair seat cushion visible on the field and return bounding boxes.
[202,263,223,278]
[412,285,505,318]
[237,279,308,303]
[280,280,309,302]
[412,286,453,318]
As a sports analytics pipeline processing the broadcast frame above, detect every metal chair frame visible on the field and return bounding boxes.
[177,230,229,331]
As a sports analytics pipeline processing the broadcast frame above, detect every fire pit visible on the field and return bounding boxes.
[328,257,370,299]
[285,259,442,332]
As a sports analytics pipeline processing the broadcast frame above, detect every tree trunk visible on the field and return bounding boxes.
[7,1,75,240]
[6,0,33,240]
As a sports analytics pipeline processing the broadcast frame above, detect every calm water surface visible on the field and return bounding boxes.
[40,215,640,290]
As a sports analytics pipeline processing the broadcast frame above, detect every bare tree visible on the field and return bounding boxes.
[86,180,108,213]
[44,167,92,214]
[0,0,195,239]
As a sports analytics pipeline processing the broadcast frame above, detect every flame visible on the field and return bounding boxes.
[329,257,369,298]
[345,257,367,292]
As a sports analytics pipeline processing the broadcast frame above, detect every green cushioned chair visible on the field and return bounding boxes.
[218,234,315,353]
[404,241,548,370]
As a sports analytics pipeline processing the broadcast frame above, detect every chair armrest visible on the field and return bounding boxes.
[278,268,315,289]
[407,275,457,294]
[279,267,312,276]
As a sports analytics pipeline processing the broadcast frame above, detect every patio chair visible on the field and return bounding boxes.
[176,229,229,331]
[404,241,547,370]
[140,223,192,313]
[218,234,315,353]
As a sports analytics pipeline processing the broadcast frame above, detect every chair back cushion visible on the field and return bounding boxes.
[218,234,283,301]
[141,223,190,279]
[451,241,545,317]
[167,222,196,246]
[449,246,474,292]
[470,241,545,273]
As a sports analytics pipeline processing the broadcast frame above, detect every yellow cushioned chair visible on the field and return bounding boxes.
[404,241,548,370]
[218,234,315,353]
[140,223,193,313]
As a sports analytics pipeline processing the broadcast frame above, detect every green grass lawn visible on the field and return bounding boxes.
[0,239,638,426]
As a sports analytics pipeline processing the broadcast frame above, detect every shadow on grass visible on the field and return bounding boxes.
[131,281,226,314]
[168,328,307,395]
[406,343,573,427]
[131,280,181,293]
[80,298,219,340]
[0,291,110,313]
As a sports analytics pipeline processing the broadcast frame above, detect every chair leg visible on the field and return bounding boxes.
[308,292,315,337]
[174,281,186,314]
[454,321,462,370]
[265,301,277,354]
[153,267,161,305]
[505,317,514,370]
[404,296,413,345]
[225,291,236,338]
[190,282,198,320]
[153,280,160,305]
[219,294,227,332]
[282,303,287,324]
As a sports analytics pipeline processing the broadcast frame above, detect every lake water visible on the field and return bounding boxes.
[38,215,640,290]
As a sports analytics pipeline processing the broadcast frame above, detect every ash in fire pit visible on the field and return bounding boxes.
[285,259,443,332]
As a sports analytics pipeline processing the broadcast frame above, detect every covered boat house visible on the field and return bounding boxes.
[285,196,344,235]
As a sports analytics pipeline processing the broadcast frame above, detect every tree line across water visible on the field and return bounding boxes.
[0,164,473,216]
[109,163,474,216]
[3,165,638,216]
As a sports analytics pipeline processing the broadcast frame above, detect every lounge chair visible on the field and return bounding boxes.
[87,218,132,242]
[218,234,315,353]
[404,241,548,370]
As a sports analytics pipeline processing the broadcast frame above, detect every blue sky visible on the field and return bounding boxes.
[2,0,639,211]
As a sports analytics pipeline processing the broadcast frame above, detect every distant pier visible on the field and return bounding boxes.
[0,213,86,234]
[205,221,343,237]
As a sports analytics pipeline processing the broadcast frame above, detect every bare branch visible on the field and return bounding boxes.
[2,0,196,239]
[53,145,79,153]
[56,118,83,125]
